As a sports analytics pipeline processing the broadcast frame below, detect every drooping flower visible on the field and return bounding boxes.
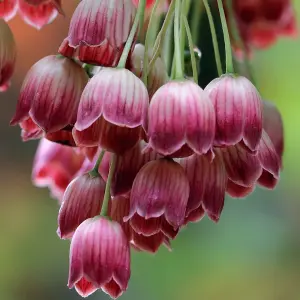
[179,151,227,223]
[205,74,263,152]
[18,0,63,30]
[10,55,89,135]
[110,194,171,253]
[99,141,161,197]
[59,0,136,66]
[129,44,168,98]
[68,217,131,299]
[125,158,189,238]
[73,67,149,154]
[0,19,16,92]
[230,0,297,54]
[32,139,85,201]
[147,80,216,157]
[58,172,106,239]
[0,0,18,21]
[0,0,63,29]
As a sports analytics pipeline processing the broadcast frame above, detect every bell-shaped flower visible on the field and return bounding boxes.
[179,151,227,223]
[147,80,216,157]
[58,172,106,239]
[0,0,18,21]
[205,74,263,152]
[68,217,131,299]
[18,0,63,30]
[10,55,89,134]
[99,141,161,196]
[125,158,189,237]
[73,68,149,154]
[32,138,85,201]
[0,20,16,92]
[59,0,136,66]
[129,44,168,98]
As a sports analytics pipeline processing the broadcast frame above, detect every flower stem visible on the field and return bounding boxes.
[100,154,117,217]
[142,0,160,86]
[183,15,198,84]
[203,0,223,76]
[148,0,175,74]
[118,0,146,68]
[191,1,203,47]
[174,0,184,79]
[216,0,234,74]
[89,149,105,177]
[225,0,256,84]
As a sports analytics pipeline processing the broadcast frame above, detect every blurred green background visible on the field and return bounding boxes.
[1,1,300,300]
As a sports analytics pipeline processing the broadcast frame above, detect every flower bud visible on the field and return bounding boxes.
[147,80,215,157]
[130,44,168,98]
[59,0,136,66]
[10,55,88,133]
[68,217,131,299]
[0,19,16,92]
[205,74,263,151]
[32,139,85,201]
[73,68,149,154]
[58,173,106,239]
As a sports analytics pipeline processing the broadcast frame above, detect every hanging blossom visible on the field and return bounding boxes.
[228,0,297,56]
[7,0,289,298]
[0,0,64,29]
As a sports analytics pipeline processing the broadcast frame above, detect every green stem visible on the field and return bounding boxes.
[174,0,183,79]
[100,154,117,217]
[191,1,203,46]
[142,0,160,86]
[183,16,198,83]
[225,0,255,83]
[162,18,174,74]
[203,0,223,76]
[118,0,146,68]
[148,0,175,74]
[180,0,190,72]
[89,149,105,177]
[217,0,234,74]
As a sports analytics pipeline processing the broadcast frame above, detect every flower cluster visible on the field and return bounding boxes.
[4,0,292,298]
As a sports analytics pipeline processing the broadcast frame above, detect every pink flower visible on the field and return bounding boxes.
[125,158,189,238]
[129,44,168,98]
[231,0,297,54]
[10,55,88,134]
[99,141,161,197]
[0,0,18,21]
[18,0,63,30]
[110,195,171,253]
[58,173,106,239]
[59,0,136,66]
[73,68,149,154]
[32,138,85,201]
[205,74,263,151]
[0,20,16,92]
[147,80,216,157]
[179,151,227,222]
[0,0,63,29]
[68,217,131,299]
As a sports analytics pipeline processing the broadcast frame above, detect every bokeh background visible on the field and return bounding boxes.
[1,1,300,300]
